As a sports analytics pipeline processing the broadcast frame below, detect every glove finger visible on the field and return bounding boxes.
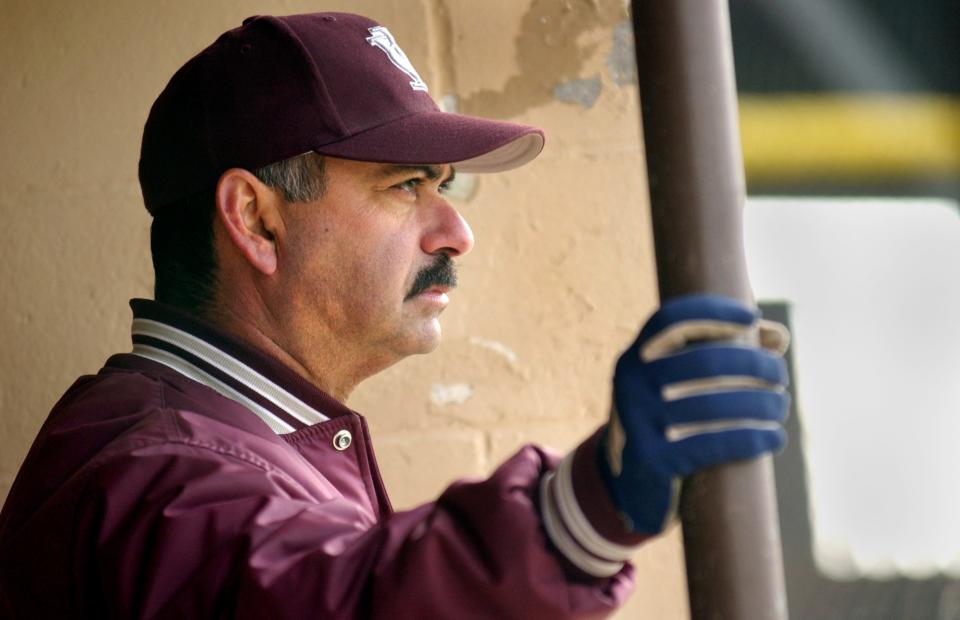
[649,345,788,389]
[759,319,791,355]
[664,389,789,427]
[638,295,759,360]
[666,427,786,476]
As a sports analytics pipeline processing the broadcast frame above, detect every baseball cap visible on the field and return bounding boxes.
[138,12,545,215]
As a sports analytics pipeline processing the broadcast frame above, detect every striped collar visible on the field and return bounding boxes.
[128,299,350,434]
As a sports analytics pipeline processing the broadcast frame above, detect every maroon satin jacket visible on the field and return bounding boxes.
[0,301,638,618]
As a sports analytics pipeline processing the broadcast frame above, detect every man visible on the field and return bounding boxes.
[0,12,789,619]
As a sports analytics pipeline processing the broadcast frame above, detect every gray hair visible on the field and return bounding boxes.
[253,152,326,203]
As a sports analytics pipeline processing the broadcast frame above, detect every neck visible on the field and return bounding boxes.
[206,298,365,403]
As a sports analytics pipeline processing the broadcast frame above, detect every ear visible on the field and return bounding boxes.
[215,168,282,275]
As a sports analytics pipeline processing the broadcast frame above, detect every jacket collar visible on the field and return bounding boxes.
[128,299,352,434]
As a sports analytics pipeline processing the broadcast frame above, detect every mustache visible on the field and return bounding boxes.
[405,254,457,300]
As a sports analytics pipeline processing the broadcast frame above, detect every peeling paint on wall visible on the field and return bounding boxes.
[606,20,637,85]
[430,383,475,405]
[439,94,459,113]
[459,0,628,118]
[553,74,602,108]
[468,337,519,365]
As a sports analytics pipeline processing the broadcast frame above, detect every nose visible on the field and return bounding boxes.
[421,197,475,258]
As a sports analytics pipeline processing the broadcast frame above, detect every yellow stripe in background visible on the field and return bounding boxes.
[739,95,960,184]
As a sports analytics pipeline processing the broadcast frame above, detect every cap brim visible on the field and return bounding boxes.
[310,111,545,173]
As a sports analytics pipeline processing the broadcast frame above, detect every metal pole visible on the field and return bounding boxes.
[630,1,789,618]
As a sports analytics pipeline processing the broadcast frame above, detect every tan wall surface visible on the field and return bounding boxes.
[0,0,687,617]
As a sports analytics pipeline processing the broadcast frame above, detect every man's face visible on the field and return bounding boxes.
[272,157,474,377]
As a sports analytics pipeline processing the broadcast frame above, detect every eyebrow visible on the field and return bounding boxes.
[381,164,456,184]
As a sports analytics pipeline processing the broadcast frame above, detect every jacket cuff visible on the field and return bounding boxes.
[539,429,649,578]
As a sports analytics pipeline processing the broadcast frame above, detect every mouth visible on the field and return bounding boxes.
[422,285,451,295]
[413,286,451,305]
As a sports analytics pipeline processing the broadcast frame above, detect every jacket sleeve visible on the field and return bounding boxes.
[83,419,635,619]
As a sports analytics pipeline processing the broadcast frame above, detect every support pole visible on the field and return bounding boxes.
[630,1,789,618]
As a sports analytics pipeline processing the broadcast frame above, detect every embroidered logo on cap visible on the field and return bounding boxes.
[366,26,428,92]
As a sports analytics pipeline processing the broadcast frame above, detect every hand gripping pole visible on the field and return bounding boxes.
[630,1,789,617]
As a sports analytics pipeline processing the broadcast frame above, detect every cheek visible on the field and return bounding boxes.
[339,221,418,291]
[296,235,410,318]
[280,206,419,317]
[344,244,411,306]
[278,225,345,317]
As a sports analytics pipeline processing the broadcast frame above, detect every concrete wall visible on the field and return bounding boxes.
[0,0,686,616]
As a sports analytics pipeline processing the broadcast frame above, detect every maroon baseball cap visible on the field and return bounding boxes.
[138,12,545,215]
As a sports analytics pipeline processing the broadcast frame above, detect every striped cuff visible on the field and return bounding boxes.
[539,430,648,577]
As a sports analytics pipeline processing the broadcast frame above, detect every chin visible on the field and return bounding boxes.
[407,320,443,355]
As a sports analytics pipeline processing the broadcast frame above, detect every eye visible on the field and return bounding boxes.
[438,178,453,195]
[394,177,423,194]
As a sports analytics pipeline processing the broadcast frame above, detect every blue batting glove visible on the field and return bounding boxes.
[598,294,790,535]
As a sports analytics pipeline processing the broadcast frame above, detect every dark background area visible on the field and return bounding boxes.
[730,0,959,201]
